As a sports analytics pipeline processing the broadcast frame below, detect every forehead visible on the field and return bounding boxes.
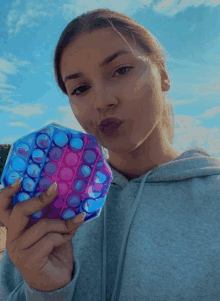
[62,27,134,56]
[60,27,148,74]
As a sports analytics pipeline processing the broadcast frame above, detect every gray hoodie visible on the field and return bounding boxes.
[1,146,220,301]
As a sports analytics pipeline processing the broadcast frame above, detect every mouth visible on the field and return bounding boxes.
[98,117,124,135]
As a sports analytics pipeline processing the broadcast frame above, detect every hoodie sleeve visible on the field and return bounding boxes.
[0,248,80,301]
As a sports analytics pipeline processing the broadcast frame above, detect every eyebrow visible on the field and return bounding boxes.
[64,49,131,84]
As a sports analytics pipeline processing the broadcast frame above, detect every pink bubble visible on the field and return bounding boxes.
[58,182,68,195]
[59,167,74,181]
[65,152,78,166]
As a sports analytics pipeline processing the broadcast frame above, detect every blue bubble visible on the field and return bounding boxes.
[96,161,104,168]
[27,164,41,178]
[7,172,21,185]
[11,157,26,172]
[88,189,102,198]
[74,180,86,192]
[80,165,91,178]
[70,137,83,150]
[32,149,44,163]
[61,208,76,220]
[83,197,105,213]
[23,178,35,192]
[31,210,43,219]
[54,131,68,147]
[95,171,107,183]
[17,192,30,202]
[67,195,81,207]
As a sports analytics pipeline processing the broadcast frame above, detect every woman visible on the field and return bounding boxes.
[1,8,220,301]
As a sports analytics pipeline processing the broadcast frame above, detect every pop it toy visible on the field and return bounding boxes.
[0,123,113,226]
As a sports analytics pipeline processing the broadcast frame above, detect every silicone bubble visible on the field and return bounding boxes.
[0,123,113,226]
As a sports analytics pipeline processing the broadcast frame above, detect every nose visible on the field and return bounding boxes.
[93,84,118,112]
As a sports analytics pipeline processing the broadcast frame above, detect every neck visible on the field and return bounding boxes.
[106,127,181,179]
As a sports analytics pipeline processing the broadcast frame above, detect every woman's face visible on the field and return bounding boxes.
[60,27,172,173]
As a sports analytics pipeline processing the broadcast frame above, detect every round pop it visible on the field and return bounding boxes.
[1,123,113,226]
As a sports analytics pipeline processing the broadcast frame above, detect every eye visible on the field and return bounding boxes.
[70,66,133,96]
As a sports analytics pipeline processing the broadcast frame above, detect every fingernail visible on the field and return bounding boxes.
[47,182,57,196]
[11,177,23,187]
[73,212,86,224]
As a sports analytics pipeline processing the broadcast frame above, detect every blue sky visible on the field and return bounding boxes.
[0,0,220,160]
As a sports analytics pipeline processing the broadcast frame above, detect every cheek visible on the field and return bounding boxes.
[84,119,95,134]
[134,68,153,95]
[70,102,89,130]
[77,111,95,134]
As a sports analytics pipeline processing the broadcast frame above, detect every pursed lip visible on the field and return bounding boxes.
[98,117,124,128]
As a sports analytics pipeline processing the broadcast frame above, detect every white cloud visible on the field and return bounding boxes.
[6,0,54,36]
[3,53,31,68]
[172,98,199,106]
[0,89,15,94]
[173,115,220,158]
[0,84,16,90]
[0,58,17,75]
[0,103,47,118]
[154,0,220,16]
[7,122,29,128]
[6,0,220,36]
[193,82,220,95]
[0,73,7,84]
[0,94,20,104]
[0,54,31,94]
[208,55,220,64]
[203,82,220,91]
[199,106,220,119]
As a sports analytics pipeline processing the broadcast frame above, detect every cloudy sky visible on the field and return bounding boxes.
[0,0,220,160]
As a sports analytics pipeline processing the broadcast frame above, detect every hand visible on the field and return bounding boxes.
[0,179,85,292]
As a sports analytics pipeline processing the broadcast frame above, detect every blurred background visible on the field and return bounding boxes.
[0,0,220,259]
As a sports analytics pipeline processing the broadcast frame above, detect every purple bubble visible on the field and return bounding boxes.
[83,150,97,164]
[44,162,57,176]
[67,194,81,207]
[16,143,29,158]
[39,177,51,191]
[49,147,63,161]
[36,134,50,149]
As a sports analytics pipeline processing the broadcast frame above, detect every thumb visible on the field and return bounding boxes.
[10,177,23,189]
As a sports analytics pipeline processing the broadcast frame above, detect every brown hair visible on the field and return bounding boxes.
[53,8,174,157]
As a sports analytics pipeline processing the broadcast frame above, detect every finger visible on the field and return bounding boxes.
[23,232,66,272]
[62,218,85,241]
[18,213,85,250]
[0,220,5,227]
[0,178,23,228]
[7,183,58,243]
